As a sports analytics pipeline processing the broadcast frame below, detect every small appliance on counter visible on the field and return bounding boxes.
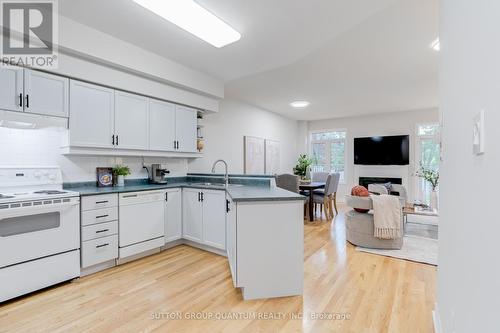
[144,164,170,184]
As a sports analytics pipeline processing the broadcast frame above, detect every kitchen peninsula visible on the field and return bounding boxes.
[65,174,305,300]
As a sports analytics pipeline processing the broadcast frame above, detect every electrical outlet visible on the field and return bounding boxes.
[115,157,123,165]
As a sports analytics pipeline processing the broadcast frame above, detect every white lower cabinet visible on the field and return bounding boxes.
[82,221,118,240]
[226,197,237,287]
[164,188,182,243]
[182,188,226,250]
[182,188,203,242]
[80,194,119,269]
[81,235,119,268]
[227,200,304,300]
[202,190,227,250]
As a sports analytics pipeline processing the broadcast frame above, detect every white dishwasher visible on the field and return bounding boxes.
[118,190,165,259]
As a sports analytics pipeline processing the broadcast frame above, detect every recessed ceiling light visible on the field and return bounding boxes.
[133,0,241,48]
[290,101,310,108]
[431,38,440,51]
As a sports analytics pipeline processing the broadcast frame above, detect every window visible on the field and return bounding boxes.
[310,130,346,182]
[416,124,440,204]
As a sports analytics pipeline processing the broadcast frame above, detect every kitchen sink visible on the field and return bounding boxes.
[187,182,243,188]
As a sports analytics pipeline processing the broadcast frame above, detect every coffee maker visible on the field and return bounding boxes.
[149,164,170,184]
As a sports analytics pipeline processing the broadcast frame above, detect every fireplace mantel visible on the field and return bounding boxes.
[354,165,410,192]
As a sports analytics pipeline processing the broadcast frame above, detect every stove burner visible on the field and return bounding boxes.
[0,194,14,199]
[33,190,68,195]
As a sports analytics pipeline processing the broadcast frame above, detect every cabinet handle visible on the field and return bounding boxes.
[19,93,23,107]
[25,94,29,108]
[201,192,204,202]
[112,135,115,145]
[116,135,119,145]
[226,199,230,213]
[198,192,201,202]
[123,194,137,198]
[95,229,110,233]
[96,243,109,248]
[95,200,109,204]
[165,192,168,202]
[95,214,109,219]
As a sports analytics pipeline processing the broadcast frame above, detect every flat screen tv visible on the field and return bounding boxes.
[354,135,409,165]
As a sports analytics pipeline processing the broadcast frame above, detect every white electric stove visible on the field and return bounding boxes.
[0,166,81,302]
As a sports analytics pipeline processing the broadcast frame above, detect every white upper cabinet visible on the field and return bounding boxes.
[175,105,198,153]
[0,67,23,112]
[149,99,176,151]
[202,190,226,250]
[69,80,115,148]
[114,91,149,150]
[24,69,69,117]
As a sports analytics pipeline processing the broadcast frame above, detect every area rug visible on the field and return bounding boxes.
[356,235,438,266]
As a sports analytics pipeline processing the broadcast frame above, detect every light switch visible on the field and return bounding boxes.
[473,110,485,155]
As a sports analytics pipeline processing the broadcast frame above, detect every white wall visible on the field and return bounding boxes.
[188,99,299,174]
[0,127,188,182]
[437,1,500,332]
[307,108,439,201]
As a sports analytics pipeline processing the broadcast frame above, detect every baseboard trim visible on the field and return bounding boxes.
[82,239,227,277]
[182,239,227,257]
[433,302,443,333]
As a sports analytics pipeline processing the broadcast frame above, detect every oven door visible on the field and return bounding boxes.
[0,198,80,268]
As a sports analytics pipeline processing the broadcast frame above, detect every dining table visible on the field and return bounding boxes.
[299,181,326,221]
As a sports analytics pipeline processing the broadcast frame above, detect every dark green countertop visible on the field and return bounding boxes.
[64,178,305,202]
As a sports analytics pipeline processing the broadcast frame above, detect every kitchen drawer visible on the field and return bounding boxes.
[81,194,118,211]
[81,235,118,268]
[81,221,118,241]
[81,207,118,226]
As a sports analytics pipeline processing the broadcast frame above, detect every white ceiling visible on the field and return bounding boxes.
[59,0,438,121]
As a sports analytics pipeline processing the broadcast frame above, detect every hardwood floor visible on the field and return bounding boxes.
[0,205,436,333]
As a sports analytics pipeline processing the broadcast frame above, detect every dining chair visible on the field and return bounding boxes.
[312,172,340,219]
[311,171,329,183]
[312,172,329,196]
[275,174,299,193]
[275,174,309,218]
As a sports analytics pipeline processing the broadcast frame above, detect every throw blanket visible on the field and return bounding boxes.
[371,194,402,239]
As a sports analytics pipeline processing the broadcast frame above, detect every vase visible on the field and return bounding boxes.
[430,190,438,211]
[116,175,125,187]
[197,138,204,152]
[305,166,311,181]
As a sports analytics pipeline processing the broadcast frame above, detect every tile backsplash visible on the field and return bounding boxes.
[0,127,188,182]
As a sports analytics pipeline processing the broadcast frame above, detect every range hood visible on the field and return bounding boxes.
[0,110,68,129]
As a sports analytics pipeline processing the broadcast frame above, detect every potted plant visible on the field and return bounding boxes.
[113,165,131,187]
[293,154,312,182]
[415,163,439,209]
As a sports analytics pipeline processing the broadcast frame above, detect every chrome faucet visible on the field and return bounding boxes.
[211,159,229,187]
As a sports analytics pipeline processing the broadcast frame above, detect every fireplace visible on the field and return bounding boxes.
[359,177,402,189]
